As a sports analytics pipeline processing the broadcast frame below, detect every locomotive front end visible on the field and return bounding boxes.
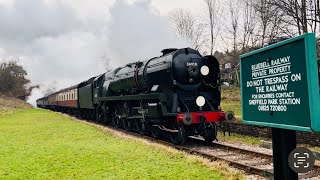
[171,48,233,144]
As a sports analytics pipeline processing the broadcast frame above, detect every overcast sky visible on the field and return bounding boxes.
[0,0,209,105]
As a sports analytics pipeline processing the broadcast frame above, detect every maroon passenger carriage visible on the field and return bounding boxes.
[37,85,78,114]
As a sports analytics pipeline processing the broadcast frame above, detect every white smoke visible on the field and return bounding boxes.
[106,0,191,67]
[0,0,191,106]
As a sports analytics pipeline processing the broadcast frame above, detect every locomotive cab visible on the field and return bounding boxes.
[93,74,105,105]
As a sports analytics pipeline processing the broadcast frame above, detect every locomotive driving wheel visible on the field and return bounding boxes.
[95,108,101,123]
[112,117,121,128]
[202,123,217,143]
[135,119,146,135]
[132,119,139,132]
[151,125,160,138]
[123,119,133,131]
[170,125,187,145]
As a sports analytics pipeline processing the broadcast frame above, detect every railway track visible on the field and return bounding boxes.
[188,137,320,179]
[80,119,320,179]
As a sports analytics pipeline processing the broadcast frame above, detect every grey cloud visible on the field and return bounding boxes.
[0,0,83,44]
[0,0,108,106]
[0,0,190,106]
[106,0,191,67]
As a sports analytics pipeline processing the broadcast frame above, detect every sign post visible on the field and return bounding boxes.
[240,33,320,180]
[272,128,297,179]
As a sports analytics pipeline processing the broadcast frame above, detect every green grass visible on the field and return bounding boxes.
[221,87,242,120]
[304,145,320,152]
[0,109,243,179]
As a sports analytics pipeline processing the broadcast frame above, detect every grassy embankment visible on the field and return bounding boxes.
[0,96,32,117]
[0,98,243,179]
[220,86,241,120]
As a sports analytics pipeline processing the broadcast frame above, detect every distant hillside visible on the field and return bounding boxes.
[0,96,32,116]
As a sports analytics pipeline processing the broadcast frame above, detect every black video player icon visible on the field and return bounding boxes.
[288,147,315,173]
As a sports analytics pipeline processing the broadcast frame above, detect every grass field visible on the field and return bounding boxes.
[0,109,243,179]
[221,87,242,120]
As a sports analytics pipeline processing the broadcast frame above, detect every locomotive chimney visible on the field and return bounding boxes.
[161,48,178,56]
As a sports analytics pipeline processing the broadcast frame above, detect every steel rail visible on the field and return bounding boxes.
[188,136,273,159]
[188,136,320,179]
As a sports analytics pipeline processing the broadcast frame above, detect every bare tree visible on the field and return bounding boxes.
[169,9,206,51]
[308,0,318,33]
[269,0,320,36]
[241,0,257,50]
[223,0,241,86]
[250,0,286,46]
[227,0,240,61]
[0,60,30,97]
[254,0,275,46]
[316,0,320,32]
[204,0,218,55]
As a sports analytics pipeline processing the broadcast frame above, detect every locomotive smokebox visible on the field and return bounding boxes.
[172,48,204,86]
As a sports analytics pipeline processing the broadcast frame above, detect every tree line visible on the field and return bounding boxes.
[0,60,30,98]
[170,0,320,85]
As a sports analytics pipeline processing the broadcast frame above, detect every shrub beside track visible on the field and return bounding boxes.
[0,96,31,117]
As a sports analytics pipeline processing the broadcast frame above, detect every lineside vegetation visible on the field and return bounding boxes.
[0,60,30,98]
[0,96,31,117]
[221,86,241,120]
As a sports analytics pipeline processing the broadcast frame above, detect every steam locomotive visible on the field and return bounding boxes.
[37,48,233,144]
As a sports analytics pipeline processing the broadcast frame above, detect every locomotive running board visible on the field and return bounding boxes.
[99,93,176,117]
